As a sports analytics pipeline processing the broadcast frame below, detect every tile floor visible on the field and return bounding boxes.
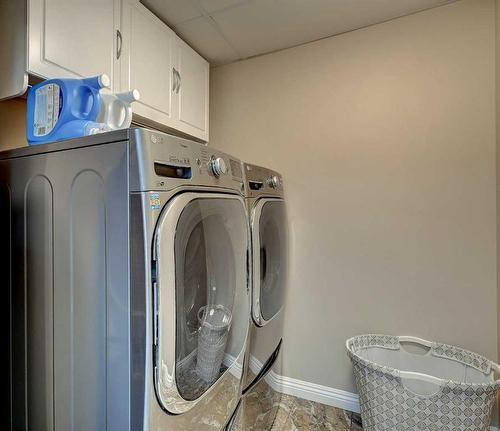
[270,394,362,431]
[235,370,362,430]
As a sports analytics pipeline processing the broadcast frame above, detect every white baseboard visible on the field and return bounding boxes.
[248,355,360,413]
[274,373,361,414]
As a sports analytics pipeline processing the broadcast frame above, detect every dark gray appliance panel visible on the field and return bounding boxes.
[1,141,130,431]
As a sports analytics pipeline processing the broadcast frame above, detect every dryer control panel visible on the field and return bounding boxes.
[129,128,244,193]
[243,163,284,198]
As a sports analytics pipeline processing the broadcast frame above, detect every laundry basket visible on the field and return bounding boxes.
[346,335,500,431]
[196,305,232,383]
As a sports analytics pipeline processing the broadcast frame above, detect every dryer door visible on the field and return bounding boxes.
[251,198,288,326]
[153,192,249,415]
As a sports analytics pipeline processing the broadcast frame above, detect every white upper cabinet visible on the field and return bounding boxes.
[120,0,175,126]
[2,0,210,141]
[175,38,210,142]
[120,1,209,141]
[28,0,120,91]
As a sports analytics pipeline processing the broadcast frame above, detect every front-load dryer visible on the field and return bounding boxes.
[230,163,288,430]
[2,128,250,431]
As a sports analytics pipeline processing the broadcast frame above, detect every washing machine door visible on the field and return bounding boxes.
[152,192,250,416]
[251,198,288,326]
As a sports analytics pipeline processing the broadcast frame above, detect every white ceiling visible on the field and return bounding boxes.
[141,0,457,66]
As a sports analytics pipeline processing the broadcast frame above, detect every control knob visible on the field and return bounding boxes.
[268,175,281,189]
[209,157,227,177]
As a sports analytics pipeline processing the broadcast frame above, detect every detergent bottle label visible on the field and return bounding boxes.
[34,83,62,136]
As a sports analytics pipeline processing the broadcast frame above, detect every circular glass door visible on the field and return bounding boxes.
[153,193,249,414]
[253,199,287,325]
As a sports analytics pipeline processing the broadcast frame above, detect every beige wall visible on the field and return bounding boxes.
[0,98,27,150]
[495,0,500,358]
[497,0,500,365]
[210,0,497,393]
[496,0,500,421]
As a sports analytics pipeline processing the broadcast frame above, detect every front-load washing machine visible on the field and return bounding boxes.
[1,128,250,431]
[229,163,288,430]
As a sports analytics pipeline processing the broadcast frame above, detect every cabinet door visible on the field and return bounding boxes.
[28,0,119,91]
[175,38,210,141]
[121,0,175,126]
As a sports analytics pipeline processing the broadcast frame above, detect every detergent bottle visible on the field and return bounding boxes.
[26,74,110,145]
[97,89,140,131]
[56,120,111,140]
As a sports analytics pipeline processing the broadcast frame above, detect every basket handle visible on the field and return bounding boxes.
[399,370,444,386]
[399,370,446,398]
[491,362,500,375]
[398,337,445,387]
[399,336,500,376]
[398,336,433,348]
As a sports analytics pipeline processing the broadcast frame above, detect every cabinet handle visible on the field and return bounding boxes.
[172,68,178,92]
[176,70,181,94]
[116,29,122,59]
[172,68,181,93]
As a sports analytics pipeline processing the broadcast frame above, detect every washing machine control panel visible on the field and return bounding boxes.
[130,129,244,192]
[208,156,228,177]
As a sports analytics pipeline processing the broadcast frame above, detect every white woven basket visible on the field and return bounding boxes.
[346,335,500,431]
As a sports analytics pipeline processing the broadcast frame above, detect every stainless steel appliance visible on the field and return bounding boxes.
[229,163,288,430]
[2,128,250,431]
